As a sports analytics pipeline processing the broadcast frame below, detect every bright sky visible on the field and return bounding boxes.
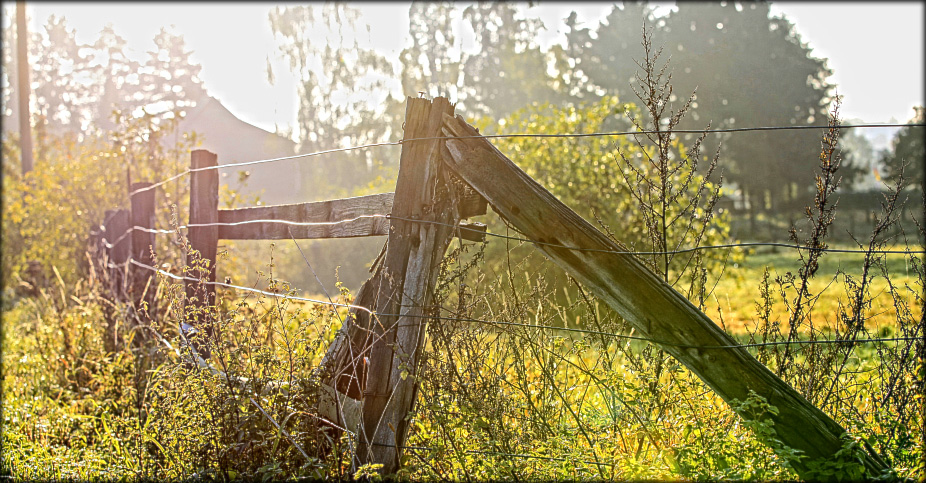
[9,2,925,136]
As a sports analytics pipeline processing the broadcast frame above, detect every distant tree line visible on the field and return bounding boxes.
[269,1,922,215]
[1,11,206,143]
[3,3,921,209]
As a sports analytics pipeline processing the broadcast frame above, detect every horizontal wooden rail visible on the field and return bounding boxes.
[218,192,393,239]
[216,192,487,242]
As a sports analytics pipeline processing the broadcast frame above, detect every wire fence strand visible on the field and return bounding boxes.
[126,121,925,197]
[115,258,920,351]
[99,218,926,256]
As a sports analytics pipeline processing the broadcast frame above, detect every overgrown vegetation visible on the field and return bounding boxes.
[3,27,924,483]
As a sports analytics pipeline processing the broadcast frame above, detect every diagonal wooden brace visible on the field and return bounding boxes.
[440,113,890,479]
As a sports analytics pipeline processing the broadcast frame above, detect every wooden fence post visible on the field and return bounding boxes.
[130,181,157,321]
[185,150,219,358]
[441,113,890,478]
[101,208,130,353]
[358,96,460,472]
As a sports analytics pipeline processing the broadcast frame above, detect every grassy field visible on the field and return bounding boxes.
[1,242,922,481]
[703,244,921,333]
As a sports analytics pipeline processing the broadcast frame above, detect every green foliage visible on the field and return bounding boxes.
[400,2,564,120]
[400,242,797,481]
[3,10,922,480]
[0,242,350,480]
[563,2,836,214]
[1,273,145,480]
[880,106,925,190]
[1,114,194,293]
[675,392,802,480]
[2,133,121,291]
[477,91,737,308]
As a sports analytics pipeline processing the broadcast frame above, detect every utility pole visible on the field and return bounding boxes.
[16,1,34,174]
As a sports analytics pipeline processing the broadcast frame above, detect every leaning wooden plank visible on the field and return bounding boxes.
[441,113,889,479]
[217,192,394,239]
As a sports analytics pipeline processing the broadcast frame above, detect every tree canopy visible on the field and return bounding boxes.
[563,2,835,213]
[880,107,924,191]
[1,11,207,142]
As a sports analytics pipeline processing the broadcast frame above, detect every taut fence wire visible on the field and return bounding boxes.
[127,122,926,197]
[111,258,920,352]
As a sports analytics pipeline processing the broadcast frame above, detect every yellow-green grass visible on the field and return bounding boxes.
[701,245,921,334]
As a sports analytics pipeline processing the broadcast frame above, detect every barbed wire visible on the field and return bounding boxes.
[127,169,192,197]
[101,116,924,365]
[41,113,926,473]
[104,249,920,468]
[126,122,925,197]
[401,122,926,143]
[127,140,405,197]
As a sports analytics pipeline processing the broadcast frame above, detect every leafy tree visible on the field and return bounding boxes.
[31,15,91,136]
[84,25,143,133]
[140,26,207,121]
[880,107,924,191]
[400,2,561,122]
[837,120,876,190]
[1,5,41,140]
[555,2,656,101]
[458,2,562,119]
[269,3,398,198]
[2,16,207,144]
[563,2,835,215]
[400,2,462,101]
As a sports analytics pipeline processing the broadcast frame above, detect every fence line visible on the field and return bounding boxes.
[386,216,926,255]
[92,106,921,475]
[133,264,613,471]
[112,258,920,352]
[109,253,921,473]
[127,121,925,197]
[388,122,926,143]
[100,220,926,256]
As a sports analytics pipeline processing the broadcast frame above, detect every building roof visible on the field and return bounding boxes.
[178,95,304,205]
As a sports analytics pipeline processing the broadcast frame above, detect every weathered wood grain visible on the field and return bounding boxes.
[186,150,219,358]
[130,181,156,319]
[441,113,889,478]
[317,383,363,432]
[217,193,393,240]
[216,192,487,242]
[359,97,461,473]
[101,209,130,353]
